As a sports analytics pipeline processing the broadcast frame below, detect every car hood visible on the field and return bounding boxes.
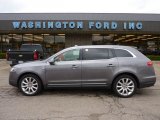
[14,60,46,68]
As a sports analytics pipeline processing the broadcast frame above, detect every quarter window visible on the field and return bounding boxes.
[114,49,133,57]
[82,48,109,60]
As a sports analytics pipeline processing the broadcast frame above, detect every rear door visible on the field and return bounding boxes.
[81,48,118,87]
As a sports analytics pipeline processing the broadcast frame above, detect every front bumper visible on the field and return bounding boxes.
[9,71,19,87]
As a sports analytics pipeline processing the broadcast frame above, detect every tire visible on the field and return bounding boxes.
[113,75,137,98]
[19,74,42,96]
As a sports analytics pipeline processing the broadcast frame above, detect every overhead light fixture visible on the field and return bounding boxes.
[126,35,135,37]
[114,39,119,41]
[8,34,17,35]
[121,36,126,38]
[153,37,158,39]
[125,39,132,42]
[143,35,152,36]
[24,34,33,35]
[147,38,154,39]
[12,34,17,35]
[58,34,65,36]
[42,34,50,36]
[92,34,101,36]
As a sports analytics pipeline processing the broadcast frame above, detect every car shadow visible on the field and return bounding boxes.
[42,88,114,97]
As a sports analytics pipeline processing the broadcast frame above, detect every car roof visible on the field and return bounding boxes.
[71,45,135,50]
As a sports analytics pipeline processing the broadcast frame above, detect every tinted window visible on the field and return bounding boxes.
[55,49,80,61]
[21,45,43,51]
[83,48,109,60]
[114,49,133,57]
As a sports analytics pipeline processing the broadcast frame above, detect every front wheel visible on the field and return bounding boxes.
[19,74,42,96]
[113,75,137,98]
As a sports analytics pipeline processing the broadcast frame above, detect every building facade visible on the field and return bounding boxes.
[0,13,160,55]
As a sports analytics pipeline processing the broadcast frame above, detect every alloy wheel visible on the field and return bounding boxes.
[116,78,135,96]
[21,76,39,95]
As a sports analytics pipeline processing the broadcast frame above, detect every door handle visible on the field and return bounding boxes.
[107,64,115,67]
[72,65,78,69]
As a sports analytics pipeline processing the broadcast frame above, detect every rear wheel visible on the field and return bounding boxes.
[19,74,42,96]
[113,75,137,98]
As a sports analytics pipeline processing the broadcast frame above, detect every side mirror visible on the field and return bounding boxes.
[49,61,55,65]
[49,58,55,65]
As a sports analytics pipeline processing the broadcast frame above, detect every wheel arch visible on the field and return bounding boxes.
[112,72,140,88]
[17,72,44,89]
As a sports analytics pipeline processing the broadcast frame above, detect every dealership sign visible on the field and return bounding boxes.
[12,21,143,30]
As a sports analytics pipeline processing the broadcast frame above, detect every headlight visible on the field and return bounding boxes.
[10,67,17,72]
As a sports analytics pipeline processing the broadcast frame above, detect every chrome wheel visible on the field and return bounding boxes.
[21,77,38,95]
[116,78,135,96]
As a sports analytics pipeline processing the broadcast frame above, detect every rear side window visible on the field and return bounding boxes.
[82,48,109,60]
[114,49,133,57]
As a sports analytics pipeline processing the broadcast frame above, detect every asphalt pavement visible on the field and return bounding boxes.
[0,60,160,120]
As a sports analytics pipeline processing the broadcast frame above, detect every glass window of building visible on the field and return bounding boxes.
[1,35,12,52]
[34,35,43,44]
[44,34,55,54]
[23,34,33,44]
[55,35,65,43]
[92,34,114,45]
[12,34,22,50]
[92,35,103,45]
[103,35,114,45]
[55,35,65,52]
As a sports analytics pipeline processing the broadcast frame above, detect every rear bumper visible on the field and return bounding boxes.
[139,76,156,88]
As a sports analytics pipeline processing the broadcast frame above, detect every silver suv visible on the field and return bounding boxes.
[9,45,156,97]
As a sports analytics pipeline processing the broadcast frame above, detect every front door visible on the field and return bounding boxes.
[45,49,81,87]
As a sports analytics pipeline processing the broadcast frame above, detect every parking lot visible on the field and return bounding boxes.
[0,60,160,120]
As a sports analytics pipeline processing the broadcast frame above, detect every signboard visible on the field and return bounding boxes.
[12,21,143,30]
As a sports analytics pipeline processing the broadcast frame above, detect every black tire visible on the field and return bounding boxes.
[19,74,42,96]
[113,75,137,98]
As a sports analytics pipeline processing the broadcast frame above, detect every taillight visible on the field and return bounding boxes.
[6,52,9,60]
[34,51,38,60]
[147,61,153,66]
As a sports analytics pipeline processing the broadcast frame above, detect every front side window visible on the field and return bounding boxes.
[55,49,80,61]
[82,48,109,60]
[114,49,133,57]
